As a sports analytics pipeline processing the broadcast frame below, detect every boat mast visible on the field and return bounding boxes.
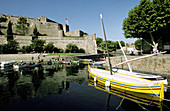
[100,14,112,75]
[118,40,132,73]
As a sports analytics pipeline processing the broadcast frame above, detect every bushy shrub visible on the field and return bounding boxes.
[79,48,85,53]
[65,43,79,53]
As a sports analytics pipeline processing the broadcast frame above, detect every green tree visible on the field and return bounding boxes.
[0,44,8,54]
[79,48,85,53]
[0,17,7,22]
[0,44,3,53]
[43,42,55,53]
[96,37,103,47]
[16,17,29,35]
[21,45,32,53]
[1,40,19,54]
[100,40,116,52]
[115,41,125,49]
[7,20,13,40]
[0,24,3,35]
[30,39,45,53]
[59,48,64,53]
[65,43,79,53]
[122,0,170,50]
[7,40,19,53]
[135,39,142,50]
[33,25,39,38]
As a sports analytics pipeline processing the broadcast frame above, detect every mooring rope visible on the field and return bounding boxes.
[148,85,170,102]
[138,103,149,111]
[116,98,125,110]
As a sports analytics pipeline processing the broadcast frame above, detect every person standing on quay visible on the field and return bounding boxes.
[32,56,34,61]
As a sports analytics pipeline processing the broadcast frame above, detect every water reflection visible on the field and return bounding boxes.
[88,79,162,111]
[0,64,87,106]
[0,64,170,111]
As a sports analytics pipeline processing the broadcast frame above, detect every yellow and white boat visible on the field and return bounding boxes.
[88,64,164,101]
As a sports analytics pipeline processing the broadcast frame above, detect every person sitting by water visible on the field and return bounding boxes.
[153,48,158,54]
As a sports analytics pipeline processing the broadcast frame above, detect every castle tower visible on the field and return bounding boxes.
[40,16,47,24]
[93,33,96,40]
[63,24,69,35]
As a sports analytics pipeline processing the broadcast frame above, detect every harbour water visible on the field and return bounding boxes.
[0,64,170,111]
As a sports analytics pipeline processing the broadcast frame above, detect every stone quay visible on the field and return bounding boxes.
[104,54,170,76]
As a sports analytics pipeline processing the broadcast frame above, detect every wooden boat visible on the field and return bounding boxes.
[79,59,93,64]
[88,79,161,107]
[13,62,41,69]
[71,60,79,65]
[112,68,168,92]
[0,61,16,68]
[61,61,72,65]
[91,61,106,66]
[112,40,168,91]
[88,64,164,100]
[96,14,164,100]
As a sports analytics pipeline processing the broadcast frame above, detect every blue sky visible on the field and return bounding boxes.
[1,0,141,43]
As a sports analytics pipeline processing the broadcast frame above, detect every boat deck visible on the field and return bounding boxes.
[90,68,155,86]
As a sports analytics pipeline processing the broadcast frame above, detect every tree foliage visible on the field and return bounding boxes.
[30,39,45,53]
[96,37,126,52]
[135,39,142,50]
[65,43,85,53]
[16,17,29,35]
[43,42,55,53]
[115,41,125,49]
[122,0,170,49]
[7,20,13,40]
[0,40,19,54]
[100,40,117,52]
[0,17,7,22]
[96,37,103,47]
[65,43,79,53]
[21,46,32,53]
[33,25,39,38]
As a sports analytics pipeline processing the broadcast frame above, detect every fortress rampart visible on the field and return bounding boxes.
[0,14,97,54]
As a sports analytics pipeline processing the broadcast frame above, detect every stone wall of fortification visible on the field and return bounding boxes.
[0,14,97,54]
[38,35,97,54]
[0,14,87,37]
[14,35,32,47]
[0,14,64,36]
[0,35,97,54]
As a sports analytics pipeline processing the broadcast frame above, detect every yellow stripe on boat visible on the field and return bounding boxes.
[88,80,161,107]
[88,64,164,100]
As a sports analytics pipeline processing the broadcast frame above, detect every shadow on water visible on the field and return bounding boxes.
[0,64,170,111]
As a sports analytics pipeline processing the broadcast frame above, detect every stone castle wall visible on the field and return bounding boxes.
[0,35,97,54]
[0,14,97,54]
[38,35,97,54]
[0,14,86,37]
[0,14,64,36]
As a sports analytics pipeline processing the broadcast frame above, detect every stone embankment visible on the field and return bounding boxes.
[0,54,56,62]
[105,54,170,75]
[1,53,170,75]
